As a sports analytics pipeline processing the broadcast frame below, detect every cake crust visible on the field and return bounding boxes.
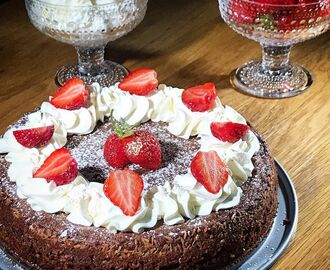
[0,119,278,269]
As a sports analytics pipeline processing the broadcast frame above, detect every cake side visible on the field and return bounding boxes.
[0,129,277,270]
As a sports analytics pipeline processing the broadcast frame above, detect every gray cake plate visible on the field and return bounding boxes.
[0,160,298,270]
[230,160,299,270]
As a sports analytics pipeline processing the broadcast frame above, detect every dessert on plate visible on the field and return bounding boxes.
[0,68,278,269]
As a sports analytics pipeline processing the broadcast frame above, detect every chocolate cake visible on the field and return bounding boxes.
[0,78,278,269]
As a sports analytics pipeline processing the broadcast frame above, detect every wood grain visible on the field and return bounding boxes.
[0,0,329,269]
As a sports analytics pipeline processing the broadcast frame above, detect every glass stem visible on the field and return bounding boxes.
[261,45,292,74]
[76,47,105,76]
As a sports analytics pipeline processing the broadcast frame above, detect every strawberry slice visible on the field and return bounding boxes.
[104,134,130,168]
[118,68,158,96]
[190,151,229,194]
[181,82,217,112]
[211,122,249,143]
[123,130,162,170]
[13,125,54,148]
[103,169,144,216]
[50,78,89,110]
[33,148,78,186]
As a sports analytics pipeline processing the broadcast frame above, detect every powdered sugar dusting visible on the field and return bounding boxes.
[66,119,200,191]
[0,114,201,239]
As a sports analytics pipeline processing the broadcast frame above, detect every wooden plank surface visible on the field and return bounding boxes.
[0,0,329,269]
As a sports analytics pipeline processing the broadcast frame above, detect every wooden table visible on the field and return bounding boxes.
[0,0,329,269]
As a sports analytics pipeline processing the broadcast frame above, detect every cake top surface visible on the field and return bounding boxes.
[0,71,260,233]
[67,120,200,192]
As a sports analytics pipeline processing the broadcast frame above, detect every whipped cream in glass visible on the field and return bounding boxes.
[25,0,148,86]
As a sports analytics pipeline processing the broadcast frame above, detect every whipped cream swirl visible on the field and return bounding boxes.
[172,173,241,219]
[0,111,67,156]
[40,102,97,135]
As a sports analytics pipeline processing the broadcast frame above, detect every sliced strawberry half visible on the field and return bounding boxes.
[123,130,162,170]
[104,134,130,168]
[33,148,78,186]
[50,78,89,110]
[181,82,217,112]
[103,169,144,216]
[13,125,54,148]
[118,68,158,96]
[211,122,249,143]
[190,151,229,194]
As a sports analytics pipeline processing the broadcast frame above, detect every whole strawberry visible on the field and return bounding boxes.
[230,0,259,24]
[276,0,329,31]
[104,117,133,168]
[229,0,299,30]
[123,130,162,170]
[104,134,130,168]
[103,116,162,170]
[254,0,295,4]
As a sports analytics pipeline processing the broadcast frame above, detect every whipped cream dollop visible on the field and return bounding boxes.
[199,132,260,185]
[87,183,158,233]
[32,0,140,34]
[0,111,67,156]
[0,82,261,233]
[92,83,153,126]
[89,83,114,122]
[161,86,225,139]
[152,182,185,225]
[109,85,151,126]
[40,102,97,135]
[172,172,241,219]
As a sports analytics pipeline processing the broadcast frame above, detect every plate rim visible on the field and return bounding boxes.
[264,159,299,269]
[232,159,299,270]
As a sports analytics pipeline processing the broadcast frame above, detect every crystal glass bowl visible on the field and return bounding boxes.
[25,0,148,86]
[219,0,330,98]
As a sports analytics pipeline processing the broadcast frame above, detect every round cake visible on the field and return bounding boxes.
[0,69,278,269]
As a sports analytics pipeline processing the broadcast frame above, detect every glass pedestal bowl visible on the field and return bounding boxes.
[25,0,148,86]
[219,0,330,98]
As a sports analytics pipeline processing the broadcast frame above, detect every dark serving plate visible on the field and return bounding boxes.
[230,160,299,270]
[0,160,298,270]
